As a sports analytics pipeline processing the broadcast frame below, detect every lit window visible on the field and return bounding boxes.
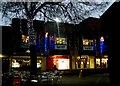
[22,35,29,43]
[83,39,93,46]
[55,38,67,44]
[83,39,89,45]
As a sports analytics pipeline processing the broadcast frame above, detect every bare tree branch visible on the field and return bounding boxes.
[1,1,113,25]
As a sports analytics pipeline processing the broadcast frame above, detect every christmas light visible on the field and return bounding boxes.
[27,19,36,45]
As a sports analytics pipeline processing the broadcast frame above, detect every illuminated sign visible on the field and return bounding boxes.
[55,45,67,50]
[55,37,67,50]
[55,38,67,44]
[83,46,94,50]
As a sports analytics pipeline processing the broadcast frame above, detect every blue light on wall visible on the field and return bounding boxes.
[93,39,97,51]
[100,36,104,54]
[49,36,55,51]
[100,41,104,54]
[44,32,48,52]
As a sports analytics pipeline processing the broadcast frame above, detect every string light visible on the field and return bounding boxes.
[27,19,36,45]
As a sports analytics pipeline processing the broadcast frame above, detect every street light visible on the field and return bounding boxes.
[54,17,61,38]
[54,17,61,23]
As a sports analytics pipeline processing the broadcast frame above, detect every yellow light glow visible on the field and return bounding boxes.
[59,41,62,44]
[0,54,6,58]
[77,56,80,60]
[57,41,59,44]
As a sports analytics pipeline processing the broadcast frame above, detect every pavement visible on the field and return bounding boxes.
[60,73,110,86]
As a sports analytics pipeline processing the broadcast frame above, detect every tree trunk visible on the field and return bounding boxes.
[30,44,37,75]
[27,18,37,75]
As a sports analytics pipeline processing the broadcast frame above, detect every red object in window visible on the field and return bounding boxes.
[12,77,21,86]
[46,57,54,69]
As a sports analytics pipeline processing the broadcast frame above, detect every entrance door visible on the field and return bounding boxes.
[81,58,87,68]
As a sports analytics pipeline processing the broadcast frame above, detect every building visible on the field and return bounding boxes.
[72,17,108,70]
[2,16,109,73]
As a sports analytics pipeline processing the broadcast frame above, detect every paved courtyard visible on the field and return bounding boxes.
[60,73,110,86]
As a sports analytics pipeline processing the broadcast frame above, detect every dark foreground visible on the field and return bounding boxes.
[60,73,110,86]
[2,73,110,86]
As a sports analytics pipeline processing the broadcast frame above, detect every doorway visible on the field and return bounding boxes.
[81,58,87,68]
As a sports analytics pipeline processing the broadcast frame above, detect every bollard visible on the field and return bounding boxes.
[78,70,82,78]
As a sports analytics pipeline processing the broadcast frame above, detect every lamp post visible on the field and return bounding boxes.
[54,18,61,38]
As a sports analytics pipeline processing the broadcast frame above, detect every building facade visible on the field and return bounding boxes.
[2,17,109,72]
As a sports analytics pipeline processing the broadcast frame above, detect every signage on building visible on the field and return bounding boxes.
[55,45,67,50]
[54,37,67,50]
[83,46,94,50]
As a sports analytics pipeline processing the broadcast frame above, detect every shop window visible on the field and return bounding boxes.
[57,59,69,70]
[53,58,69,70]
[82,39,93,46]
[12,59,20,68]
[101,58,108,68]
[96,58,100,68]
[37,60,42,68]
[83,39,89,45]
[81,58,87,68]
[80,55,90,68]
[21,60,30,70]
[21,35,29,48]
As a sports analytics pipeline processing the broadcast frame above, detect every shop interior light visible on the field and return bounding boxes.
[81,62,83,64]
[87,62,89,64]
